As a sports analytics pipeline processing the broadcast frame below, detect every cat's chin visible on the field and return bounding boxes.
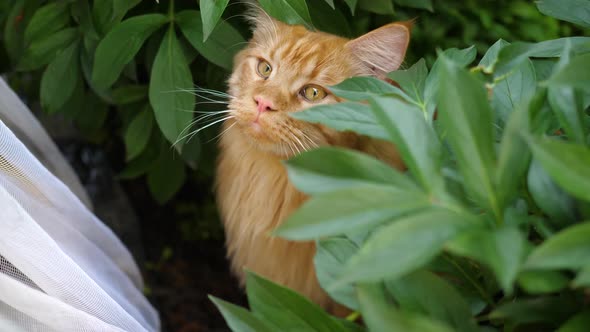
[234,121,292,157]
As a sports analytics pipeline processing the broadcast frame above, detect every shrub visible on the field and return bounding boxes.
[207,1,590,332]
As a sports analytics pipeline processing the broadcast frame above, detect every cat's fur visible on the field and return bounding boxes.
[216,12,409,313]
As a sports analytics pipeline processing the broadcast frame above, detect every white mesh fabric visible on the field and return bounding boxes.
[0,80,160,331]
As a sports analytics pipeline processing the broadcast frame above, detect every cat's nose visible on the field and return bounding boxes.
[254,96,276,113]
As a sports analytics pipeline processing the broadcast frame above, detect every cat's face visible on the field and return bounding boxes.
[226,15,410,156]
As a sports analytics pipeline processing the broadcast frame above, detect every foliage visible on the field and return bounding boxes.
[0,0,583,205]
[208,1,588,332]
[2,0,590,329]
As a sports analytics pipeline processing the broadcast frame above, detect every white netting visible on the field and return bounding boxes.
[0,78,160,331]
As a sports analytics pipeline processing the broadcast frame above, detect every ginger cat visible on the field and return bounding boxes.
[216,12,409,313]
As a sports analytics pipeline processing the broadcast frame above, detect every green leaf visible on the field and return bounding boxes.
[18,27,78,71]
[112,85,148,105]
[548,87,587,144]
[527,158,576,225]
[495,98,532,208]
[369,96,443,192]
[573,266,590,287]
[437,54,499,216]
[393,0,432,11]
[147,149,186,204]
[40,41,80,113]
[323,0,335,9]
[258,0,313,29]
[557,311,590,332]
[314,238,359,310]
[478,39,510,73]
[358,0,394,14]
[386,271,478,332]
[536,0,590,28]
[525,222,590,270]
[387,58,428,104]
[92,14,168,89]
[490,296,580,327]
[24,2,70,44]
[209,296,274,332]
[527,136,590,202]
[308,0,352,38]
[285,147,418,195]
[343,0,357,14]
[336,209,481,285]
[275,185,429,240]
[491,59,536,124]
[200,0,229,41]
[176,10,245,71]
[494,37,590,76]
[125,106,154,161]
[93,0,141,35]
[291,102,387,140]
[446,226,526,293]
[549,53,590,90]
[356,283,453,332]
[149,26,195,147]
[329,77,403,101]
[424,46,477,119]
[246,272,347,332]
[517,270,569,294]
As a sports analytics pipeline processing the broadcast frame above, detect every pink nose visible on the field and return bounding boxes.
[254,96,275,113]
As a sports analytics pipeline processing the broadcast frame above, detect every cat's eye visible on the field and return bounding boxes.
[300,85,327,102]
[256,60,272,79]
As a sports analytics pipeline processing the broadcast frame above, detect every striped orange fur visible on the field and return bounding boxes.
[216,12,410,314]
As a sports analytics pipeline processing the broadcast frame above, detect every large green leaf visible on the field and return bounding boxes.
[446,226,526,293]
[387,58,428,105]
[275,185,429,240]
[328,77,404,102]
[491,59,536,124]
[437,55,499,216]
[527,158,576,225]
[209,296,274,332]
[573,265,590,287]
[549,53,590,90]
[356,283,453,332]
[536,0,590,28]
[258,0,313,29]
[124,105,154,161]
[386,271,478,332]
[557,311,590,332]
[24,2,70,44]
[92,14,168,89]
[291,102,387,140]
[285,147,417,195]
[495,97,532,208]
[369,96,443,192]
[314,238,359,310]
[147,148,186,204]
[40,41,80,113]
[393,0,433,11]
[494,37,590,76]
[336,209,480,284]
[176,10,245,71]
[246,272,347,332]
[489,296,580,327]
[525,222,590,270]
[200,0,229,41]
[149,26,195,147]
[18,27,78,70]
[517,270,569,294]
[527,136,590,202]
[478,39,510,73]
[548,87,587,144]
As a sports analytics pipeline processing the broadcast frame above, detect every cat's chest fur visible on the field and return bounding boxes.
[216,123,334,307]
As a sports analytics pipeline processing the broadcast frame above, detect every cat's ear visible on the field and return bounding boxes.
[345,22,411,77]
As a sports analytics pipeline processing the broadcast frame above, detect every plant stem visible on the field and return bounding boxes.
[168,0,175,20]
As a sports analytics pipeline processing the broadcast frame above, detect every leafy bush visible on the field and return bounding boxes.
[207,1,590,332]
[0,0,580,205]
